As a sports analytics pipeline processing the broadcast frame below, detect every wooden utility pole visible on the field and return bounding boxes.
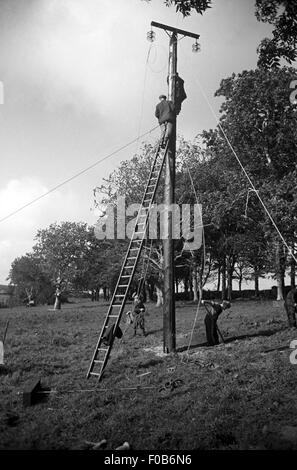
[151,22,200,353]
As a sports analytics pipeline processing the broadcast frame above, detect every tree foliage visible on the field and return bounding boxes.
[164,0,211,16]
[255,0,297,68]
[212,67,297,179]
[8,254,53,304]
[32,222,90,289]
[151,1,297,69]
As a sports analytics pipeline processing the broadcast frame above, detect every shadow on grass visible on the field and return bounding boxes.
[145,328,163,336]
[137,357,165,368]
[177,326,287,353]
[224,326,287,344]
[262,345,289,353]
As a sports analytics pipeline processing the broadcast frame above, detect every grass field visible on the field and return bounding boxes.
[1,298,297,450]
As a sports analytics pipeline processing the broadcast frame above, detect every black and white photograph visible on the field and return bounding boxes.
[1,0,297,458]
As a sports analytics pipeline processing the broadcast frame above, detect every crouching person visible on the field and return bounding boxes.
[201,299,231,346]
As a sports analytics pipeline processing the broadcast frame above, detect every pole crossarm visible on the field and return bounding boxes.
[151,21,200,40]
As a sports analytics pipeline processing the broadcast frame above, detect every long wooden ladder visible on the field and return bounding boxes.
[86,141,168,381]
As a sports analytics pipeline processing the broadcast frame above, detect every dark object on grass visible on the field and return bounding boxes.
[102,324,123,346]
[22,378,50,407]
[284,288,297,328]
[5,411,20,427]
[159,378,184,395]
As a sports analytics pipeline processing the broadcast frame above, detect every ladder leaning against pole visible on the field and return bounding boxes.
[86,141,169,381]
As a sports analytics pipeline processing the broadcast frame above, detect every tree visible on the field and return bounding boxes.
[213,67,297,179]
[84,228,128,294]
[32,222,90,292]
[255,0,297,68]
[203,66,297,300]
[260,171,297,299]
[8,254,53,305]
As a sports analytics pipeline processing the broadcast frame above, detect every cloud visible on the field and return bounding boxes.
[0,0,156,118]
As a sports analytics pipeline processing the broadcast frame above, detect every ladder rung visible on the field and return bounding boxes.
[94,360,104,364]
[97,348,108,351]
[127,257,137,260]
[115,295,124,297]
[90,372,100,377]
[118,284,128,287]
[112,304,122,307]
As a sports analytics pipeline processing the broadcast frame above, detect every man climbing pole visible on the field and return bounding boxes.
[155,95,175,148]
[201,299,231,346]
[284,287,297,328]
[175,73,187,115]
[166,73,187,115]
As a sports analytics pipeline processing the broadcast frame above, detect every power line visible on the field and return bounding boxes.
[0,125,159,225]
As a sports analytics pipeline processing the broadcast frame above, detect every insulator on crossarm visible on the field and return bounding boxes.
[192,41,201,53]
[147,30,155,42]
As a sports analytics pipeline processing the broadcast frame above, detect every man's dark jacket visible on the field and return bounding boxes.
[155,100,175,124]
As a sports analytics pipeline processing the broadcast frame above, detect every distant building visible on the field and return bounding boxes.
[0,285,14,308]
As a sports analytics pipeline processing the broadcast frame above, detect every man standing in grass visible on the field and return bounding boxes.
[201,299,231,346]
[132,294,146,337]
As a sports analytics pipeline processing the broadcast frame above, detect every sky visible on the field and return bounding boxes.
[0,0,276,284]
